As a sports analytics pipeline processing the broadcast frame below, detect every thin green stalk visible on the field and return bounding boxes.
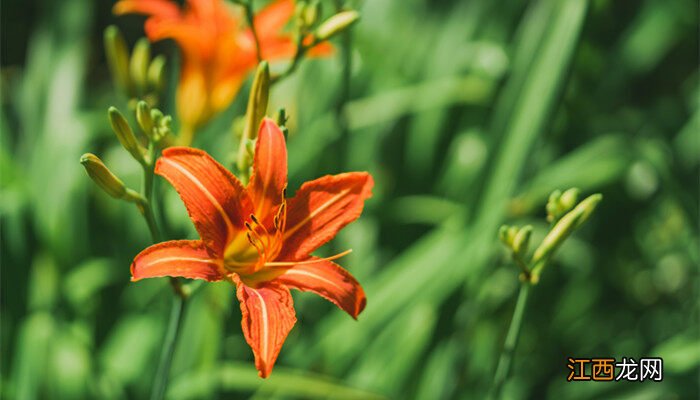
[139,149,186,298]
[141,163,161,242]
[335,2,352,168]
[137,146,188,400]
[488,283,531,400]
[244,0,263,62]
[270,35,306,84]
[150,294,186,400]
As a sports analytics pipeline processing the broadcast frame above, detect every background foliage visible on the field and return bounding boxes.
[1,0,698,398]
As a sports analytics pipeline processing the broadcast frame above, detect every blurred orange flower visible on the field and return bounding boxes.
[114,0,331,140]
[130,119,372,377]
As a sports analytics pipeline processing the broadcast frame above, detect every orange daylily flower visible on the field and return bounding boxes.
[114,0,332,135]
[131,118,372,377]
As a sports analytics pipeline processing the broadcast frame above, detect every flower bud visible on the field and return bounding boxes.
[498,225,519,248]
[546,189,562,223]
[130,38,151,94]
[136,101,154,137]
[148,54,166,93]
[296,1,320,29]
[237,62,270,174]
[559,188,580,213]
[80,153,127,199]
[276,108,289,139]
[155,115,173,142]
[574,193,603,229]
[108,107,147,165]
[315,11,359,41]
[533,193,602,266]
[512,225,533,256]
[104,26,133,96]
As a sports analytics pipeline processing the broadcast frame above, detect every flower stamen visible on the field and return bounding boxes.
[263,249,353,267]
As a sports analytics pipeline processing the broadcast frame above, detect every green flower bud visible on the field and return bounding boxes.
[80,154,142,205]
[546,189,562,223]
[237,61,270,173]
[148,54,166,93]
[130,38,151,94]
[108,107,147,165]
[315,10,359,41]
[297,1,320,29]
[531,193,602,280]
[104,26,133,97]
[513,225,533,256]
[559,188,580,214]
[136,101,154,138]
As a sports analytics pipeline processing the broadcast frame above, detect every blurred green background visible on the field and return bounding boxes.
[1,0,698,398]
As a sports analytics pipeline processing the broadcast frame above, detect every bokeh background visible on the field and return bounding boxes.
[1,0,698,398]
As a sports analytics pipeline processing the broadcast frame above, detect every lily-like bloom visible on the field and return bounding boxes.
[131,118,372,377]
[114,0,331,134]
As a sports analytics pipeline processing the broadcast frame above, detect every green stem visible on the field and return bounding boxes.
[244,0,263,62]
[271,35,307,84]
[335,6,352,168]
[141,164,161,242]
[138,149,188,400]
[489,283,531,400]
[150,294,186,400]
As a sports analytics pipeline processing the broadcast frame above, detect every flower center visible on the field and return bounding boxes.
[223,203,287,275]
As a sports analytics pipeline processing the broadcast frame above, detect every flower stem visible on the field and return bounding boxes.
[150,294,186,400]
[138,148,188,400]
[244,0,263,62]
[270,34,306,84]
[141,164,161,242]
[488,283,530,400]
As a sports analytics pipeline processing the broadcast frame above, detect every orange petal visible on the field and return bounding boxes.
[254,0,294,40]
[131,240,222,281]
[113,0,181,18]
[281,172,373,259]
[306,40,334,57]
[274,258,366,319]
[234,277,296,378]
[156,147,253,254]
[176,62,211,129]
[209,73,246,117]
[144,18,210,57]
[259,36,297,61]
[248,119,288,221]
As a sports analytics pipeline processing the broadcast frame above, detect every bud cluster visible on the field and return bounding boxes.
[104,25,166,107]
[500,188,602,284]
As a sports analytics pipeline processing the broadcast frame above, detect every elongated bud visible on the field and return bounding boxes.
[237,62,270,174]
[545,190,562,223]
[136,101,154,137]
[80,153,144,205]
[513,225,533,256]
[130,38,151,94]
[574,193,603,229]
[276,108,289,139]
[109,107,147,165]
[148,54,166,93]
[546,188,580,223]
[104,26,133,96]
[533,193,602,266]
[315,11,359,41]
[559,188,580,213]
[296,1,320,30]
